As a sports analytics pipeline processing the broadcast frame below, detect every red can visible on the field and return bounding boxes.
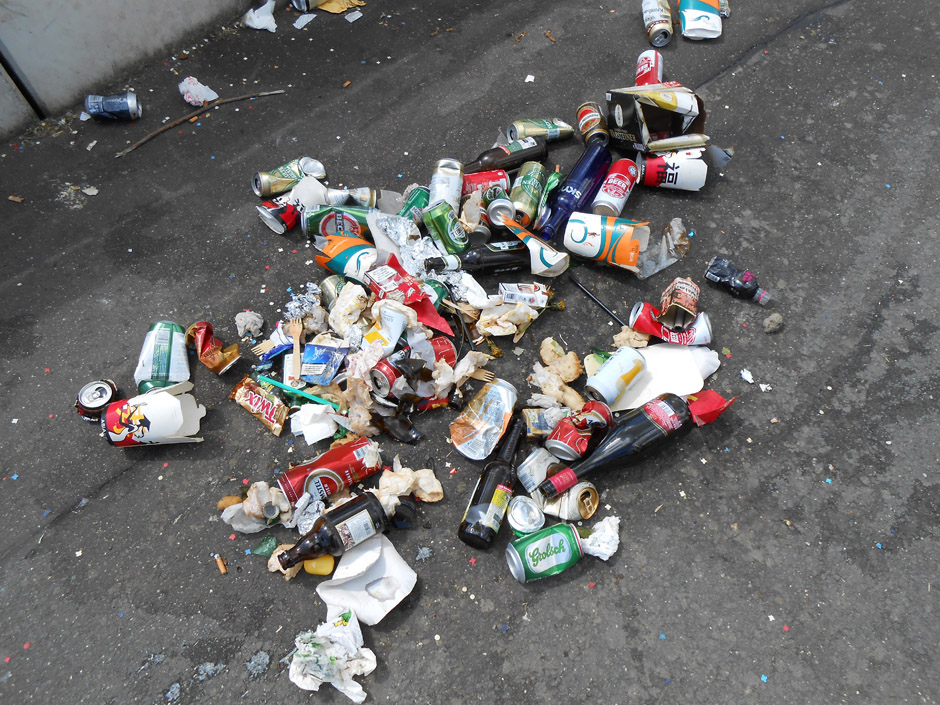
[591,158,640,217]
[543,401,613,461]
[461,169,510,197]
[277,437,382,504]
[256,197,300,234]
[371,336,457,398]
[635,49,664,86]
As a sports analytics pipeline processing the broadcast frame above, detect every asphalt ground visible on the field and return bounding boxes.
[1,1,939,703]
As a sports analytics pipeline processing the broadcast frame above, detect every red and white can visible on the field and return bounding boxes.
[277,437,382,504]
[461,169,510,197]
[635,49,664,86]
[639,150,709,191]
[543,401,613,461]
[370,336,457,398]
[256,196,300,234]
[591,158,640,217]
[629,301,712,345]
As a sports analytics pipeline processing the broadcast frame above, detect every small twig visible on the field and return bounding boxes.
[114,89,287,158]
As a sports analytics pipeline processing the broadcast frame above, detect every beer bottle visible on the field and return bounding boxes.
[277,492,390,570]
[424,241,529,273]
[536,393,692,499]
[535,144,612,241]
[458,417,526,549]
[463,137,548,174]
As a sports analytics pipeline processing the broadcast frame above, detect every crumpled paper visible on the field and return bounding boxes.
[581,515,621,560]
[221,503,268,533]
[178,77,219,106]
[612,324,649,349]
[317,0,366,13]
[477,302,539,337]
[288,608,376,703]
[378,456,443,503]
[328,283,369,338]
[316,535,417,626]
[243,0,277,32]
[291,404,341,445]
[528,363,585,411]
[235,311,265,337]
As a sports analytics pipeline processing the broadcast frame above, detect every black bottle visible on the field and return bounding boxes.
[424,241,529,273]
[704,256,771,305]
[277,492,390,569]
[536,394,692,499]
[457,418,526,549]
[463,137,548,174]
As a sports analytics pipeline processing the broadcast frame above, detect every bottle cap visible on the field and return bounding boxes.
[754,288,771,305]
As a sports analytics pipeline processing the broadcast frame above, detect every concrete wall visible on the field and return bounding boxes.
[0,64,33,136]
[0,0,247,136]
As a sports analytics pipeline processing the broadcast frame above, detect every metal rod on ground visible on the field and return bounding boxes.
[114,89,287,158]
[568,273,627,327]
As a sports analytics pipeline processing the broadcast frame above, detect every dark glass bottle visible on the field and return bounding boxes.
[277,492,390,570]
[536,393,692,499]
[463,137,548,174]
[425,241,529,273]
[704,256,771,305]
[457,417,526,549]
[535,144,612,241]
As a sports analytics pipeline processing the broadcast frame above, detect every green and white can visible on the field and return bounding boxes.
[509,161,547,228]
[133,321,190,393]
[422,200,469,255]
[505,523,583,583]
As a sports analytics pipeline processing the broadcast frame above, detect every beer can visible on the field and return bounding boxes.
[252,157,326,198]
[641,0,673,47]
[277,437,382,504]
[347,187,377,208]
[591,158,640,217]
[506,495,546,537]
[635,49,664,86]
[461,169,510,198]
[396,185,430,224]
[506,118,574,143]
[302,205,373,239]
[639,150,708,191]
[84,92,142,120]
[505,523,584,583]
[469,221,492,246]
[481,185,516,227]
[422,279,450,309]
[516,447,560,494]
[422,200,469,255]
[320,274,348,310]
[576,101,610,146]
[509,161,548,228]
[544,400,613,460]
[629,302,713,346]
[584,346,647,405]
[134,321,190,393]
[429,158,464,212]
[256,196,300,234]
[370,359,402,398]
[371,336,456,397]
[75,380,118,421]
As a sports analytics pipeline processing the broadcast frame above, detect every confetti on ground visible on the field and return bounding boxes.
[588,582,595,588]
[242,478,250,485]
[525,75,535,83]
[469,557,476,566]
[740,369,755,383]
[825,478,832,484]
[229,533,236,540]
[659,633,666,640]
[783,625,790,632]
[761,674,768,683]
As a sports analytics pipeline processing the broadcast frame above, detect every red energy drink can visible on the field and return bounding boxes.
[591,158,640,217]
[277,437,382,503]
[461,169,510,197]
[256,196,300,234]
[635,49,664,86]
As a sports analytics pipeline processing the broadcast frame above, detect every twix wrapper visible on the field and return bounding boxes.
[186,321,241,374]
[229,375,288,436]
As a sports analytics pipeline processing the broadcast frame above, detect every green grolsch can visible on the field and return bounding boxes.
[505,523,584,583]
[397,185,430,224]
[509,161,548,228]
[422,200,469,255]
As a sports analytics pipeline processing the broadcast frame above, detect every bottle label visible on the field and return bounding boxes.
[484,240,526,253]
[547,467,578,495]
[461,481,512,533]
[333,508,377,550]
[642,398,684,432]
[503,137,538,154]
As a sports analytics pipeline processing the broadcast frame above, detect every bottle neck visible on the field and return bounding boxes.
[495,418,525,466]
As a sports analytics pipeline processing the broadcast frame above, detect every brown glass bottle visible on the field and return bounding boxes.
[277,492,389,570]
[457,417,526,549]
[463,137,548,174]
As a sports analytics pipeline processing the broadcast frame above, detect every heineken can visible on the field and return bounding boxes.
[505,523,584,583]
[252,157,327,198]
[75,380,118,421]
[576,101,610,147]
[133,321,190,394]
[422,200,469,255]
[428,158,464,212]
[641,0,673,47]
[84,92,142,120]
[396,185,430,224]
[506,118,574,143]
[482,185,516,227]
[509,161,548,228]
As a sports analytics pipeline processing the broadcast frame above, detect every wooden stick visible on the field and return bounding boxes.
[114,89,287,158]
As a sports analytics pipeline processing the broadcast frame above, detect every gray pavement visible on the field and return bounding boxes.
[1,1,939,703]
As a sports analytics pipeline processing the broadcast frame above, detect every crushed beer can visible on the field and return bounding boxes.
[252,157,326,198]
[396,185,430,224]
[543,401,613,461]
[629,301,712,345]
[103,381,206,446]
[505,523,584,583]
[450,380,518,460]
[185,321,241,374]
[256,196,300,234]
[84,92,142,120]
[506,496,546,537]
[641,0,673,47]
[516,447,560,493]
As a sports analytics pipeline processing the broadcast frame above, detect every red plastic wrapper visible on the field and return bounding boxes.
[277,436,383,503]
[366,264,425,304]
[687,389,736,426]
[229,375,288,436]
[186,321,241,374]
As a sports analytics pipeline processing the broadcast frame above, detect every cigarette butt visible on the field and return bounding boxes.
[343,81,351,88]
[189,115,200,123]
[215,554,228,574]
[8,195,25,203]
[545,30,557,42]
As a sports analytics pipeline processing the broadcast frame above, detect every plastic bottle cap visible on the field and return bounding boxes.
[303,554,335,575]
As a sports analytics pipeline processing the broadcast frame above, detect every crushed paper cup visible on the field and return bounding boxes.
[243,0,277,32]
[102,382,206,446]
[610,343,719,411]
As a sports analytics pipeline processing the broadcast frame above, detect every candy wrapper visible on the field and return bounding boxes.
[229,375,289,436]
[301,343,348,385]
[185,321,241,374]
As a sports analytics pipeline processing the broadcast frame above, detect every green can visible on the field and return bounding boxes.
[397,185,430,224]
[320,274,348,310]
[422,200,469,255]
[252,156,326,198]
[505,523,584,583]
[506,118,574,143]
[301,205,372,240]
[133,321,190,394]
[509,161,548,228]
[422,279,450,309]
